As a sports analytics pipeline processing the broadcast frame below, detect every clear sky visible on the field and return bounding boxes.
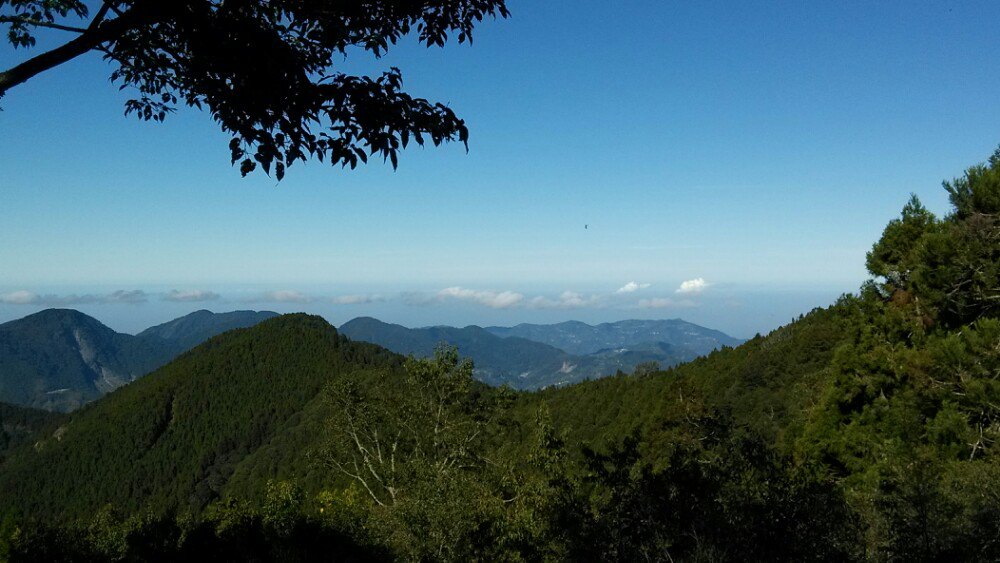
[2,0,999,338]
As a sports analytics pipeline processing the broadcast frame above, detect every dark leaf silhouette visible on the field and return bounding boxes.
[0,1,509,179]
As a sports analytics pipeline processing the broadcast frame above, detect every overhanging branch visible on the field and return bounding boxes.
[0,7,149,98]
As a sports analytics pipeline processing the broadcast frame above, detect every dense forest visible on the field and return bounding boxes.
[2,150,1000,561]
[0,403,64,463]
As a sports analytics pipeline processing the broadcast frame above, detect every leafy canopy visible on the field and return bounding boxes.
[0,0,509,179]
[865,147,1000,328]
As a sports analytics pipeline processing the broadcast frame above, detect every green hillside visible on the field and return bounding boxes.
[514,304,848,459]
[0,402,65,463]
[0,314,401,522]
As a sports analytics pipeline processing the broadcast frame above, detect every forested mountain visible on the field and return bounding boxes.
[0,309,862,560]
[339,316,693,388]
[0,314,400,521]
[0,309,278,412]
[0,310,730,411]
[0,308,858,560]
[2,151,1000,560]
[0,309,162,412]
[486,318,743,357]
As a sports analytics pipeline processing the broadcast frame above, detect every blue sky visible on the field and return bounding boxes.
[2,0,999,337]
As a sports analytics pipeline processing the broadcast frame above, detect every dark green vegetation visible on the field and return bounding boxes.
[339,317,704,389]
[0,0,508,179]
[0,315,399,522]
[2,150,1000,560]
[0,309,276,412]
[0,402,64,462]
[486,318,743,357]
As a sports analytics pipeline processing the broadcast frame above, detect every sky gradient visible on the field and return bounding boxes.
[2,1,1000,337]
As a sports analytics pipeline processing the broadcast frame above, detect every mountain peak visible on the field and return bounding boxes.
[137,310,279,345]
[0,309,280,412]
[10,308,103,326]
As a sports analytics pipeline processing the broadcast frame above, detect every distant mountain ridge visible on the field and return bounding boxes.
[485,319,743,357]
[0,310,740,410]
[338,316,740,389]
[138,309,280,350]
[0,309,278,412]
[339,317,589,388]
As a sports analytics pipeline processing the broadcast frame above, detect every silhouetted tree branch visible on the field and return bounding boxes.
[1,0,509,180]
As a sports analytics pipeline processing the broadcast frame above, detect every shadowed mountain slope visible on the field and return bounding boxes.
[0,309,162,411]
[0,309,277,412]
[136,309,279,351]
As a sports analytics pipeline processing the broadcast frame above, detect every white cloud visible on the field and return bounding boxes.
[676,278,709,295]
[529,291,602,310]
[0,289,147,306]
[616,281,651,294]
[163,289,221,303]
[330,294,383,305]
[105,290,148,304]
[261,290,313,303]
[240,291,383,305]
[438,286,525,309]
[401,291,439,306]
[637,297,697,309]
[637,297,675,309]
[0,290,39,304]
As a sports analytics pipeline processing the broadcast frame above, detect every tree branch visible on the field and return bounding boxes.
[87,2,115,32]
[328,458,386,507]
[0,7,149,98]
[0,16,87,33]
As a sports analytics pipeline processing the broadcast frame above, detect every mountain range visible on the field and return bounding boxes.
[0,310,742,411]
[339,317,742,389]
[0,306,848,532]
[0,311,816,523]
[0,309,278,411]
[485,319,743,356]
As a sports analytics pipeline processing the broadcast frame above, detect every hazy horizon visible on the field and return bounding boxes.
[0,281,851,339]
